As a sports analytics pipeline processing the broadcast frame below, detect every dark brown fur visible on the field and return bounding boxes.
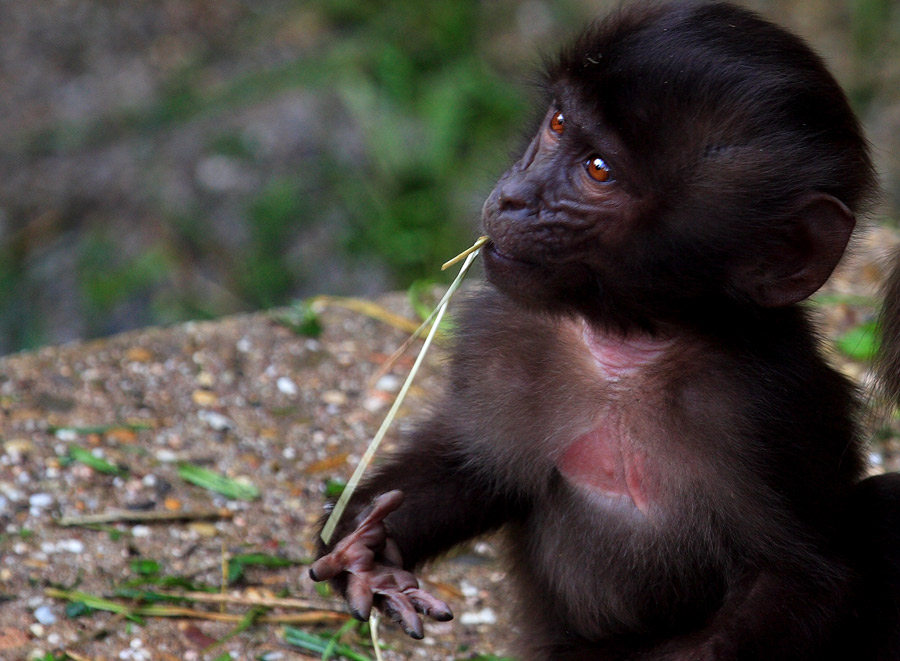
[311,2,900,658]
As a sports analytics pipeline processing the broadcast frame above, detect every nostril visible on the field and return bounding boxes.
[497,181,536,213]
[499,192,528,212]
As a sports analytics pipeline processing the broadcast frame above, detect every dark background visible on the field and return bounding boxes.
[1,0,897,355]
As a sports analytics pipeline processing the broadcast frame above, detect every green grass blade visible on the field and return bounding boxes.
[177,463,260,501]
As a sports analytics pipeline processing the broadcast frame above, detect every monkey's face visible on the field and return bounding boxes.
[480,35,863,329]
[480,100,653,321]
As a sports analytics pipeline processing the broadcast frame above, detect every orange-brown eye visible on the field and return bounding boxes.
[550,110,565,134]
[585,156,612,182]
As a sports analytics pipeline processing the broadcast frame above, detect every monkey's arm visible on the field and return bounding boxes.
[311,415,517,637]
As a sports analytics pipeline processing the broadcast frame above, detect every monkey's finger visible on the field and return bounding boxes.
[358,490,404,530]
[382,537,404,567]
[346,576,374,621]
[406,588,453,622]
[380,593,424,640]
[308,553,342,582]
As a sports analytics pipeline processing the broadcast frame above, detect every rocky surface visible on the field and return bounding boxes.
[0,292,513,660]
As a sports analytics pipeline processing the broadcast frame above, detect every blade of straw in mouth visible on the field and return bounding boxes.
[441,235,488,271]
[320,237,486,544]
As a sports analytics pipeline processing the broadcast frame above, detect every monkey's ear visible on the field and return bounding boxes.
[740,193,855,307]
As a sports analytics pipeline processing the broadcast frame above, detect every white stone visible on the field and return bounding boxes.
[460,581,479,598]
[29,493,54,508]
[375,374,402,392]
[155,449,178,463]
[58,539,85,554]
[198,410,231,431]
[34,605,56,625]
[459,608,497,626]
[277,377,298,395]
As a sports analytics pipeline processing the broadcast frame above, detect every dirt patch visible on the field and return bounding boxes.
[0,293,514,660]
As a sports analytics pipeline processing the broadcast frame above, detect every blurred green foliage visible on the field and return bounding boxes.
[308,0,530,281]
[1,0,898,353]
[241,178,309,307]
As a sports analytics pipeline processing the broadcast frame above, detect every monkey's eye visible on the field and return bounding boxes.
[550,110,565,134]
[585,156,612,182]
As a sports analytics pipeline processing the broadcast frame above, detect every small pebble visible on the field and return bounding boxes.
[4,438,34,457]
[192,390,219,406]
[34,605,56,625]
[155,449,178,463]
[322,390,347,406]
[375,374,402,392]
[132,525,151,538]
[363,395,388,413]
[460,581,479,598]
[199,410,231,431]
[460,607,497,626]
[28,493,53,509]
[58,539,85,554]
[2,486,24,502]
[188,522,217,537]
[277,376,298,395]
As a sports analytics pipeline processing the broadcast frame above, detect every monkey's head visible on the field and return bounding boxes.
[481,0,877,332]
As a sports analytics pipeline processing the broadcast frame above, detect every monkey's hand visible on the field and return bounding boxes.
[309,490,453,639]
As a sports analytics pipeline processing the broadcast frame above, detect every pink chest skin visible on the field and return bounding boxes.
[556,323,670,514]
[558,427,650,512]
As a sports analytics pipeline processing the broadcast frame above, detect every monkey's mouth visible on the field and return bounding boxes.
[484,240,541,268]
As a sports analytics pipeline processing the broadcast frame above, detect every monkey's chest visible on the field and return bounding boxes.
[557,426,653,513]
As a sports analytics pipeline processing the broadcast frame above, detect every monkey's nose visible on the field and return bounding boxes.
[496,179,539,214]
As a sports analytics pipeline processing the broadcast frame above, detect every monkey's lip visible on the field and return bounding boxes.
[484,240,541,269]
